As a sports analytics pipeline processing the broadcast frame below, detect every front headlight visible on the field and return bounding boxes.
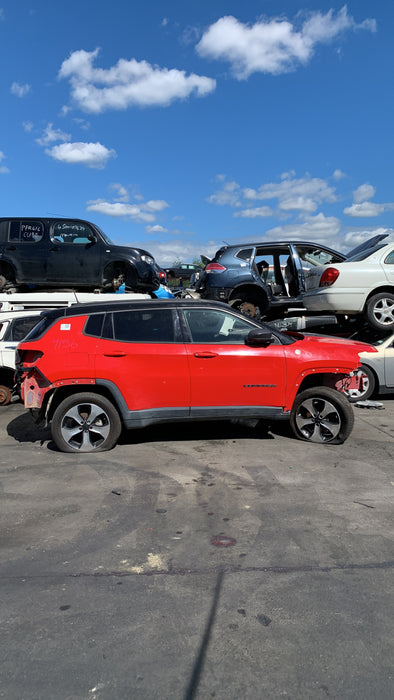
[141,255,154,265]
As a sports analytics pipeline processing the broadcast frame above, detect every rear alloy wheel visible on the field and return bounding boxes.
[341,365,376,402]
[366,292,394,330]
[0,385,12,406]
[229,296,265,320]
[51,393,121,453]
[290,387,354,444]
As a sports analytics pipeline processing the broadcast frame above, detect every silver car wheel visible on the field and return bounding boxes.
[371,297,394,326]
[294,397,341,443]
[60,402,111,451]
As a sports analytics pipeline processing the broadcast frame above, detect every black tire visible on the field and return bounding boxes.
[51,392,122,453]
[0,385,12,406]
[342,364,376,402]
[365,292,394,330]
[290,386,354,444]
[229,295,266,320]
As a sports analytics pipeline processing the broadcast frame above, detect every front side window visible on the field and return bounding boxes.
[112,309,175,342]
[183,308,257,343]
[51,221,94,244]
[9,221,44,243]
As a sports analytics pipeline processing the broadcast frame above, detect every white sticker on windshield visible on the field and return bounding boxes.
[60,323,71,331]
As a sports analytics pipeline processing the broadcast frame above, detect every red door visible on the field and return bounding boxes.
[94,308,190,410]
[181,308,287,408]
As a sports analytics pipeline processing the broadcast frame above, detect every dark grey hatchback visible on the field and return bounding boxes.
[195,241,346,320]
[0,217,160,293]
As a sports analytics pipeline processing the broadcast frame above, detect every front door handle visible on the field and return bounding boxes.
[194,352,218,358]
[6,246,16,251]
[103,352,127,357]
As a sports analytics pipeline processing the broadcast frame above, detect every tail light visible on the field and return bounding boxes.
[319,268,339,287]
[205,263,226,273]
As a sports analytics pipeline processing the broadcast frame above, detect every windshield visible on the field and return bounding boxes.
[346,244,387,262]
[94,224,115,245]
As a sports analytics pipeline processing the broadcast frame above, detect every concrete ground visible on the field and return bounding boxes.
[0,399,393,699]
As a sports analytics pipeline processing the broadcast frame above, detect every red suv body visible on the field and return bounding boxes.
[16,299,376,452]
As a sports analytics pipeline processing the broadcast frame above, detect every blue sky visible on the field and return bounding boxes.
[1,1,393,266]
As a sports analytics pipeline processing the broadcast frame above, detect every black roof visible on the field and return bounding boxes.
[40,298,232,321]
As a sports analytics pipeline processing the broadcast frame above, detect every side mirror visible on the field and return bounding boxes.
[88,232,97,243]
[245,328,274,347]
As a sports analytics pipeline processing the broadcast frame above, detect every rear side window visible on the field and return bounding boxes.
[113,309,175,342]
[9,221,44,242]
[235,248,254,261]
[84,313,105,338]
[384,251,394,265]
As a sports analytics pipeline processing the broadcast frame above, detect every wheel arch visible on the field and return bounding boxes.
[297,372,348,394]
[0,260,17,287]
[364,285,394,307]
[45,383,124,423]
[228,283,270,306]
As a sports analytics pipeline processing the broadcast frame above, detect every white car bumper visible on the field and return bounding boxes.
[302,288,366,314]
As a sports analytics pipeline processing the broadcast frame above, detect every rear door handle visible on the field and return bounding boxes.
[194,352,218,358]
[103,352,127,357]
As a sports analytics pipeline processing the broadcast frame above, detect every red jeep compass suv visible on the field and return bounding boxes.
[16,299,376,453]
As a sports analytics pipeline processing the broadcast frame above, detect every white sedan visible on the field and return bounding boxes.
[302,237,394,330]
[336,330,394,401]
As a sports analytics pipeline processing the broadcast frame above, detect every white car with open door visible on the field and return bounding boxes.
[302,234,394,331]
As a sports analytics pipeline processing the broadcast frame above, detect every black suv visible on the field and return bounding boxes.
[0,218,160,293]
[195,241,346,320]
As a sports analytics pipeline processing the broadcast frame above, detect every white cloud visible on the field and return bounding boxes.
[145,200,169,212]
[110,183,129,202]
[141,239,216,267]
[342,227,394,250]
[343,201,385,217]
[36,122,71,146]
[23,121,34,132]
[86,200,155,222]
[47,141,116,168]
[343,182,394,217]
[0,150,9,174]
[243,174,337,206]
[353,183,376,202]
[196,7,376,79]
[279,196,317,213]
[234,206,273,218]
[209,173,337,215]
[11,81,31,98]
[73,117,91,131]
[265,213,341,244]
[58,48,216,113]
[207,180,242,207]
[332,169,346,180]
[146,225,168,233]
[86,192,169,224]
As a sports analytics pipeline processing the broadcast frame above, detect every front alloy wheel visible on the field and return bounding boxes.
[290,387,354,444]
[51,393,121,453]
